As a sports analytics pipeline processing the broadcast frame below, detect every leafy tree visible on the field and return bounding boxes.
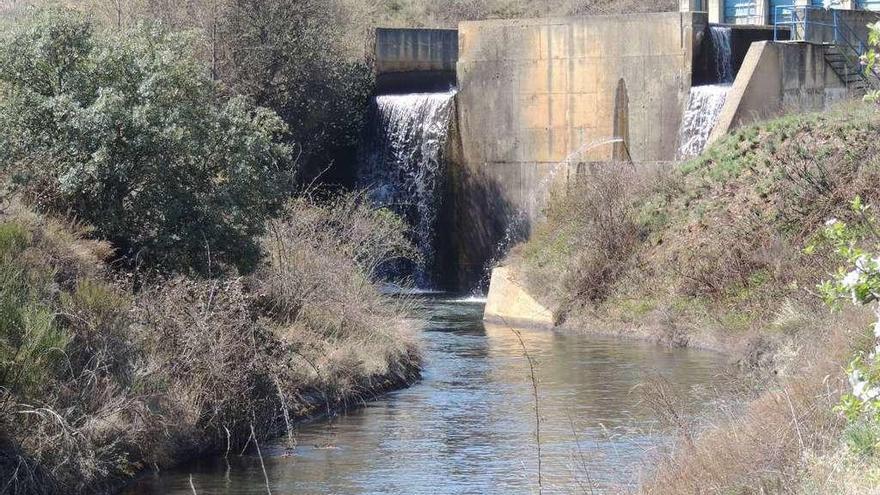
[0,8,294,273]
[219,0,373,186]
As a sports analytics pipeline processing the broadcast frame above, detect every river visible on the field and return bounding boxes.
[123,295,726,494]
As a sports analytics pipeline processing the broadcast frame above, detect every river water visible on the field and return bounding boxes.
[123,296,726,494]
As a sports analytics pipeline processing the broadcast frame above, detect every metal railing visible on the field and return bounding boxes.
[773,5,880,87]
[773,6,837,42]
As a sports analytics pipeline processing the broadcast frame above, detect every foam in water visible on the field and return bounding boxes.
[710,26,734,84]
[359,90,456,288]
[676,84,730,160]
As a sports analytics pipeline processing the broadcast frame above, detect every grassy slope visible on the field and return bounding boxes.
[508,102,880,492]
[513,102,880,351]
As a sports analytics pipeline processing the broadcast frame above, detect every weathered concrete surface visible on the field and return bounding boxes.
[457,12,701,167]
[483,266,554,327]
[708,0,722,23]
[788,8,879,45]
[709,40,850,143]
[447,13,705,289]
[681,0,709,12]
[376,28,458,93]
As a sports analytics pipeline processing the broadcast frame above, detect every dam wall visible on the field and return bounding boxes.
[456,12,704,168]
[444,12,706,288]
[709,41,850,144]
[367,14,866,291]
[375,28,458,94]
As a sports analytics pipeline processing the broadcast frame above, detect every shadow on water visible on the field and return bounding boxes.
[123,295,728,495]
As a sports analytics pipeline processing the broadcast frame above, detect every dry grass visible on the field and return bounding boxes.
[640,307,873,494]
[509,102,880,346]
[340,0,678,29]
[0,194,421,494]
[251,193,422,404]
[512,163,663,321]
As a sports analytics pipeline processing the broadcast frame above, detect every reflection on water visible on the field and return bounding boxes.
[123,296,725,494]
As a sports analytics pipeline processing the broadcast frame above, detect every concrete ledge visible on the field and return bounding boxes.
[483,266,554,328]
[709,40,777,143]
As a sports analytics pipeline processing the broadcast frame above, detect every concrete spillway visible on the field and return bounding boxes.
[368,17,854,291]
[358,91,456,288]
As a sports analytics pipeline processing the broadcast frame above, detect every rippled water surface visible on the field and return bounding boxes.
[123,296,725,494]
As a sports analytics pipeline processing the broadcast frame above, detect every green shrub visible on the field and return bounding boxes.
[844,419,880,458]
[0,8,294,273]
[3,303,69,398]
[0,225,70,399]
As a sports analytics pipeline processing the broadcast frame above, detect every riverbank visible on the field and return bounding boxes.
[0,199,423,495]
[123,295,727,494]
[500,102,880,347]
[495,101,880,490]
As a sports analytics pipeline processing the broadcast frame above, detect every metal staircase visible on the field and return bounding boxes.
[774,5,880,92]
[824,45,875,91]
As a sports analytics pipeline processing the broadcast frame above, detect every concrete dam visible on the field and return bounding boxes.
[359,8,877,294]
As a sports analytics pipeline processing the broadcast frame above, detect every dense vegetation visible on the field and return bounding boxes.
[507,103,880,491]
[0,10,293,272]
[0,7,422,494]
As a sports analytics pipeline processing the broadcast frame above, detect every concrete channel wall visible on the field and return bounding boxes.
[375,28,458,93]
[708,40,850,144]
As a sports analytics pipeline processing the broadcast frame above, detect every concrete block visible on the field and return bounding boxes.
[484,267,554,327]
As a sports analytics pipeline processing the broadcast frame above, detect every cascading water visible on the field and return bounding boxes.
[676,26,734,159]
[676,85,730,159]
[710,26,734,84]
[359,90,456,288]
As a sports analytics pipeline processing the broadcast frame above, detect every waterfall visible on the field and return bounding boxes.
[676,84,730,160]
[359,90,456,288]
[710,26,734,84]
[675,27,735,159]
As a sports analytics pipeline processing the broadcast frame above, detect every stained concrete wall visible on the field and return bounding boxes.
[454,12,704,202]
[445,12,706,289]
[456,12,701,167]
[375,28,458,94]
[787,8,879,44]
[709,40,850,143]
